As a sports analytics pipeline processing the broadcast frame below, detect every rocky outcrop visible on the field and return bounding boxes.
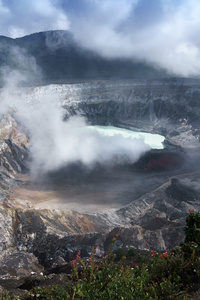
[0,115,29,214]
[0,252,43,278]
[0,114,29,175]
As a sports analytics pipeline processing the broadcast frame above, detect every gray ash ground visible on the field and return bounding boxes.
[12,145,189,212]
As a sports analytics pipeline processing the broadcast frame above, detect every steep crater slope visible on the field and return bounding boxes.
[62,78,200,148]
[0,78,200,281]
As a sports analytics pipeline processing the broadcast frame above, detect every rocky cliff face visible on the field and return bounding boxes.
[18,78,200,147]
[61,79,200,149]
[0,78,200,284]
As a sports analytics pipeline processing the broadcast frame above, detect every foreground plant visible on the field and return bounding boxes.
[185,210,200,245]
[70,236,126,299]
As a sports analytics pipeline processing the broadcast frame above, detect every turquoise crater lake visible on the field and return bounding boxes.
[88,126,165,150]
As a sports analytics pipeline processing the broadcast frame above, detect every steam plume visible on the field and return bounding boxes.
[0,71,150,178]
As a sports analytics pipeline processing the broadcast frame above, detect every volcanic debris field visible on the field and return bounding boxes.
[0,78,200,295]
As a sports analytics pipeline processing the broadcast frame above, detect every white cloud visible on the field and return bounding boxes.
[9,27,26,38]
[0,0,9,14]
[0,0,69,38]
[71,0,137,56]
[69,0,200,76]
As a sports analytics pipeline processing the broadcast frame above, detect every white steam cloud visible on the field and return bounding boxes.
[28,106,150,176]
[0,71,150,178]
[0,44,41,88]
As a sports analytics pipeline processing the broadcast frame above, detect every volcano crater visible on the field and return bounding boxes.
[0,79,200,265]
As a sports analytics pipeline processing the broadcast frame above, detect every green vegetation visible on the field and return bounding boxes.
[185,210,200,245]
[1,211,200,299]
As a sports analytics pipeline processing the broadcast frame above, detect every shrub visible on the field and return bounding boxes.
[127,248,137,257]
[113,247,125,261]
[0,295,15,300]
[184,210,200,245]
[25,285,69,299]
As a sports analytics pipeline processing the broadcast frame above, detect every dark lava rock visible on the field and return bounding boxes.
[132,148,185,172]
[0,252,43,278]
[17,276,44,290]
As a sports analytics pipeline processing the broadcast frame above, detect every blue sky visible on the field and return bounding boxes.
[0,0,200,76]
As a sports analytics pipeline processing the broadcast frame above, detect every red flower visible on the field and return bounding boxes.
[160,254,163,259]
[188,209,194,213]
[151,250,156,256]
[163,252,168,258]
[135,264,139,269]
[70,259,76,267]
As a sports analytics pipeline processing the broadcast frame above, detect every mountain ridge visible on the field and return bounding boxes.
[0,30,170,86]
